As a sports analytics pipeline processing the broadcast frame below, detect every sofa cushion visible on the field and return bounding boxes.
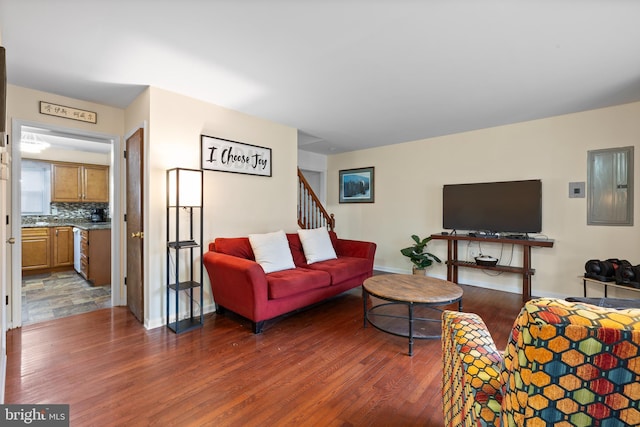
[287,232,339,267]
[214,237,255,260]
[249,230,296,274]
[298,227,337,264]
[305,256,371,284]
[266,268,331,299]
[286,233,308,267]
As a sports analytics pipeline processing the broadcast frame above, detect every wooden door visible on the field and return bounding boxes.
[51,163,81,202]
[83,165,109,202]
[52,226,73,267]
[126,129,144,323]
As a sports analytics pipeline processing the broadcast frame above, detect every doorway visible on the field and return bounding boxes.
[10,120,122,328]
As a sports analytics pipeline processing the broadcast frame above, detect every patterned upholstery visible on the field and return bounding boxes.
[442,298,640,427]
[442,310,503,426]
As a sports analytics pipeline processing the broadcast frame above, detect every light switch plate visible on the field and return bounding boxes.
[569,182,585,198]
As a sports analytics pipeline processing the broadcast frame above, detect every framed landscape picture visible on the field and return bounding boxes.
[339,167,375,203]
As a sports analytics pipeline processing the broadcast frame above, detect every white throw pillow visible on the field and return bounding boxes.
[298,227,337,264]
[248,230,296,274]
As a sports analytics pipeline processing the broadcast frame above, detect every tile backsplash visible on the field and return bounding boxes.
[22,202,109,224]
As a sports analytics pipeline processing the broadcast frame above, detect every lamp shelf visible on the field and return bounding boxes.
[168,280,201,292]
[167,240,200,249]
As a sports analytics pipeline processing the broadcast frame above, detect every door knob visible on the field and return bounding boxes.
[7,237,15,244]
[131,231,144,239]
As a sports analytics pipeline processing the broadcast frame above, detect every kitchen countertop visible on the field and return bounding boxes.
[71,222,112,231]
[22,221,112,231]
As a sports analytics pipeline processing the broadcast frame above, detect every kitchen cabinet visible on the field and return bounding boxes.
[51,162,109,203]
[22,226,74,273]
[80,229,111,285]
[82,164,110,202]
[22,227,51,271]
[52,226,74,267]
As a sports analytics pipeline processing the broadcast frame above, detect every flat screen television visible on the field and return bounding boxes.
[442,179,542,234]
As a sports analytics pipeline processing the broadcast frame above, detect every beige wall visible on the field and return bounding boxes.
[144,87,298,327]
[327,102,640,299]
[7,85,124,135]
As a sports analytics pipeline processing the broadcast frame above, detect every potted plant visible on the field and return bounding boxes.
[400,234,442,275]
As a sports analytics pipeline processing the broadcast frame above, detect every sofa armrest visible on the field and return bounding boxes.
[334,238,376,261]
[203,251,268,322]
[502,298,640,426]
[442,310,503,427]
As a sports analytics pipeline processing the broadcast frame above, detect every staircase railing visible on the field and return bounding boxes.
[298,168,335,231]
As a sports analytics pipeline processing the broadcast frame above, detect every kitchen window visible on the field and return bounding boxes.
[21,160,51,215]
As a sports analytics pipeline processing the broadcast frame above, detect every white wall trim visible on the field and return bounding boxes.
[0,353,5,404]
[9,118,120,328]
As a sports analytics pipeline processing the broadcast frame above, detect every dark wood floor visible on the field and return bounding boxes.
[5,283,522,426]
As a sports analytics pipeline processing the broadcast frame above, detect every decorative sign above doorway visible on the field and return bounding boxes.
[39,101,97,124]
[201,134,272,177]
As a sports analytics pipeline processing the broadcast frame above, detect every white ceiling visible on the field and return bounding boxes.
[2,1,640,155]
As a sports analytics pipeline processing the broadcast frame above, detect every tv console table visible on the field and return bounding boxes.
[430,233,554,304]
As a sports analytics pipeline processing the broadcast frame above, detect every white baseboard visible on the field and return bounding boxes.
[373,265,409,275]
[373,264,571,300]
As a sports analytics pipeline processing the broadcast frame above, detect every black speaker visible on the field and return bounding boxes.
[0,46,6,136]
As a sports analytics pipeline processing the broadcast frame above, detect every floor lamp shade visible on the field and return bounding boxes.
[167,168,203,207]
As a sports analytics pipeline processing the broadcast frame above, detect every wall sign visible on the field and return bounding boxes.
[201,134,272,177]
[39,101,97,124]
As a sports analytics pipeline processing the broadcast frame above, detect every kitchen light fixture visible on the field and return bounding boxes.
[20,131,50,153]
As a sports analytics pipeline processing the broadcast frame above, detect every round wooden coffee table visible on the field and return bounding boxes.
[363,274,463,356]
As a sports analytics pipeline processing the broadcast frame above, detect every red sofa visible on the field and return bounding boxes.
[203,231,376,333]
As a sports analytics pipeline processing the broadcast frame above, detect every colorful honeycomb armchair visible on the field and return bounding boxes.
[442,298,640,427]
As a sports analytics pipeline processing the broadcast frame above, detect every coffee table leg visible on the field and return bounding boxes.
[362,287,368,328]
[408,302,414,356]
